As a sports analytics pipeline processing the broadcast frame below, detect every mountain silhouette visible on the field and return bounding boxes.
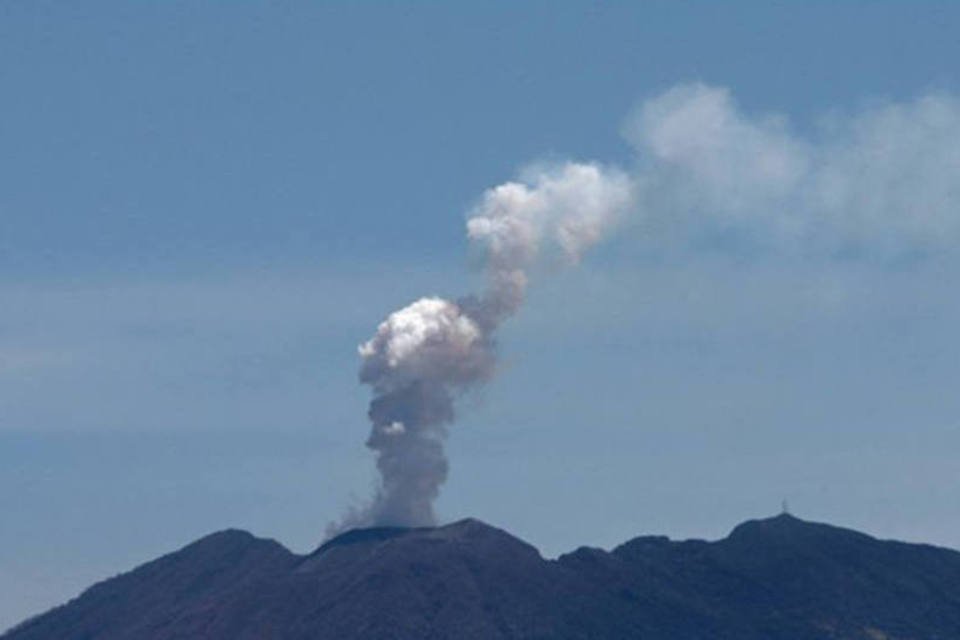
[5,514,960,639]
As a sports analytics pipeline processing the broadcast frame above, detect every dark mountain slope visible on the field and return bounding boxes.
[275,519,608,639]
[5,529,297,640]
[5,515,960,640]
[561,514,960,639]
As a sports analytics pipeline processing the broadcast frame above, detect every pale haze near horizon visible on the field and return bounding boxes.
[3,2,960,631]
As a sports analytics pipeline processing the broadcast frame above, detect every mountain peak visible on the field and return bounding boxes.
[315,525,415,554]
[301,516,540,579]
[429,517,517,540]
[168,528,293,567]
[725,513,875,547]
[314,517,523,555]
[186,528,259,549]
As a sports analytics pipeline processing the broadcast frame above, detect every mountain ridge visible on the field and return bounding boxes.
[6,514,960,639]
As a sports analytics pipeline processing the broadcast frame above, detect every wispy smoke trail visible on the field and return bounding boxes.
[627,84,960,254]
[329,83,960,535]
[328,164,632,534]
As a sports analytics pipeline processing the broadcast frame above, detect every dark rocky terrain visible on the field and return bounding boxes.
[5,514,960,639]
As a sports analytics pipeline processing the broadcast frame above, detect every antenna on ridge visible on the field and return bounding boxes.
[781,499,790,516]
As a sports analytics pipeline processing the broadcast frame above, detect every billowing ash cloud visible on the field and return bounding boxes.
[329,84,960,535]
[327,163,633,534]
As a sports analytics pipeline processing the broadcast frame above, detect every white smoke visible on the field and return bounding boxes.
[358,297,489,389]
[465,162,634,326]
[327,163,633,535]
[628,83,960,254]
[329,83,960,535]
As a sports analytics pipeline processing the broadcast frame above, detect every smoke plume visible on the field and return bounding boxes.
[626,84,960,254]
[330,83,960,535]
[328,163,633,534]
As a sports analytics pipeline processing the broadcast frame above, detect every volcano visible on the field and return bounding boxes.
[5,514,960,639]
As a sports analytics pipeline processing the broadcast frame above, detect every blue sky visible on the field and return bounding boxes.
[3,1,960,631]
